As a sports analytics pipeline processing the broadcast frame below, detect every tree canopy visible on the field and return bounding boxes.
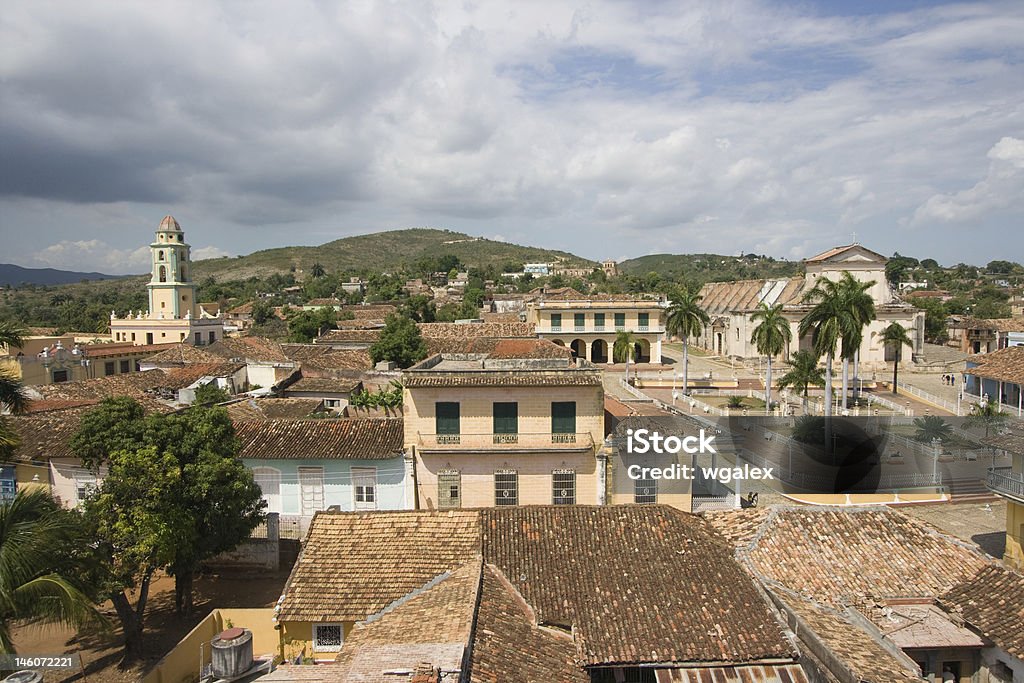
[369,315,428,368]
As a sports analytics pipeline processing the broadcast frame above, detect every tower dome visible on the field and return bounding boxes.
[159,215,182,231]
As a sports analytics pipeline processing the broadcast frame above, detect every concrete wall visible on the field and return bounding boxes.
[142,608,277,683]
[208,514,281,572]
[280,620,356,663]
[1006,500,1024,571]
[416,450,599,508]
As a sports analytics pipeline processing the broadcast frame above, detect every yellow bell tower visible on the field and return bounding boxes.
[110,215,224,346]
[147,215,197,319]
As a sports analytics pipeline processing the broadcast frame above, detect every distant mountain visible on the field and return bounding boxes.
[618,252,801,283]
[0,263,121,287]
[190,228,594,281]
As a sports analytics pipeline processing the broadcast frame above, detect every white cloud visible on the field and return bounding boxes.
[31,240,150,273]
[911,136,1024,225]
[192,245,232,260]
[1,0,1022,268]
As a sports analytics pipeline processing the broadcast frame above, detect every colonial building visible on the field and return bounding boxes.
[986,421,1024,572]
[401,339,606,509]
[268,506,808,679]
[2,336,164,385]
[109,215,225,347]
[524,287,667,364]
[602,258,618,278]
[693,244,925,369]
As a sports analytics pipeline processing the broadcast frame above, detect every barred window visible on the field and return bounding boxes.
[494,470,518,506]
[438,469,461,509]
[634,475,657,504]
[313,623,343,652]
[552,469,575,505]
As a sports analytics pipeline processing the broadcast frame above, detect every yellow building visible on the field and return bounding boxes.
[401,339,606,509]
[524,288,667,364]
[2,336,165,386]
[986,422,1024,570]
[109,215,225,346]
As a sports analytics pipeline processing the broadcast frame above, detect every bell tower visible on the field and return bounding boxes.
[147,215,197,320]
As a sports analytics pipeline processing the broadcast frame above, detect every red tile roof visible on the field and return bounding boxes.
[941,564,1024,658]
[234,418,404,460]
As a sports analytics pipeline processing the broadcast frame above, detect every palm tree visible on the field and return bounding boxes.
[964,401,1008,440]
[664,286,710,395]
[835,273,875,409]
[913,415,953,443]
[799,276,849,418]
[751,302,791,414]
[310,262,326,278]
[881,322,913,395]
[613,331,638,381]
[0,322,27,351]
[777,350,825,412]
[0,489,106,654]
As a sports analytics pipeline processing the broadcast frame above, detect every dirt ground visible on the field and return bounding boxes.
[10,570,290,683]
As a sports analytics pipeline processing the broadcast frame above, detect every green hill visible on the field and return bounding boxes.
[191,228,594,281]
[619,253,801,283]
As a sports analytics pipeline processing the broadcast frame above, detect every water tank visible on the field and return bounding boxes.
[3,672,43,683]
[211,627,253,679]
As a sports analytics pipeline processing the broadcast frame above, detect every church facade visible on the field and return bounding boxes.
[109,216,225,346]
[689,244,925,369]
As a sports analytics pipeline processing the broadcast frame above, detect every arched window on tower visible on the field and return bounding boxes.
[159,265,167,282]
[181,266,187,280]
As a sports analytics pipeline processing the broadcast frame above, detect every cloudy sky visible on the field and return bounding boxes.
[1,0,1021,274]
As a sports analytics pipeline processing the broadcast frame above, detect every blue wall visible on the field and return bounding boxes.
[242,457,410,514]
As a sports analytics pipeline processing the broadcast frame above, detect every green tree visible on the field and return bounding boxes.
[286,306,337,343]
[0,324,30,461]
[750,302,791,414]
[310,262,326,278]
[72,399,264,650]
[0,490,106,654]
[777,350,825,411]
[964,400,1008,441]
[913,298,948,343]
[251,299,274,325]
[664,286,710,394]
[837,272,876,409]
[612,330,638,380]
[369,315,428,368]
[193,383,230,406]
[350,381,404,408]
[913,415,953,443]
[792,415,826,445]
[799,274,870,417]
[881,322,913,395]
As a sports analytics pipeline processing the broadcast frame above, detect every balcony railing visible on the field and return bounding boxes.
[988,466,1024,501]
[575,325,586,332]
[417,432,594,451]
[638,325,649,332]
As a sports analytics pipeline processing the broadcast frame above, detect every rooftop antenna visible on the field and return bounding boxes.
[852,231,858,244]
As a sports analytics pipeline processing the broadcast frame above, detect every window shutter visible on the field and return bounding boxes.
[551,401,576,434]
[436,402,460,434]
[493,402,518,434]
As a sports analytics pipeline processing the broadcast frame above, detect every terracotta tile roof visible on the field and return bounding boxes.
[315,330,382,345]
[284,376,362,394]
[280,343,333,361]
[226,301,254,316]
[343,304,396,320]
[225,398,328,421]
[402,368,601,388]
[32,371,178,412]
[305,298,343,307]
[776,591,920,682]
[736,507,989,609]
[143,343,225,365]
[234,418,404,460]
[480,505,797,667]
[82,342,166,359]
[158,362,245,390]
[863,601,985,650]
[702,507,773,548]
[417,322,535,339]
[302,350,373,372]
[277,510,481,622]
[963,317,1024,333]
[208,336,291,363]
[940,564,1024,657]
[479,312,522,323]
[332,560,481,680]
[657,664,810,682]
[23,399,100,414]
[967,345,1024,384]
[8,406,92,461]
[983,421,1024,454]
[699,277,806,315]
[467,563,587,683]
